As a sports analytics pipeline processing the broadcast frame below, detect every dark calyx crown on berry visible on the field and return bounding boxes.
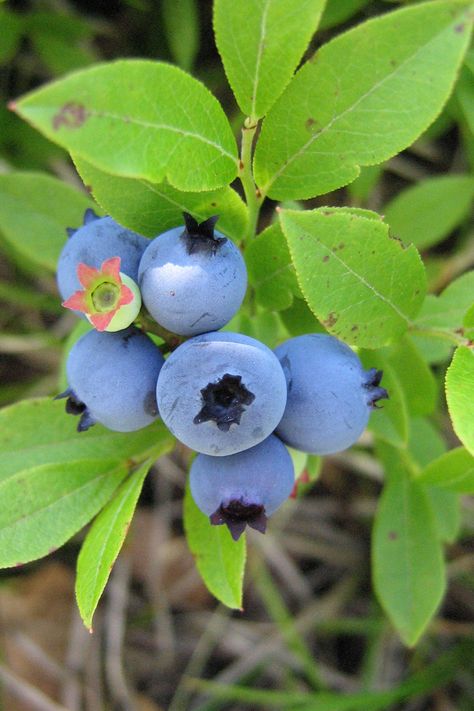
[363,368,389,408]
[55,388,95,432]
[193,373,255,432]
[210,499,267,541]
[180,212,225,255]
[66,208,100,238]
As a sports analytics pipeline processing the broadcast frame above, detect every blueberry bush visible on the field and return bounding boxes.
[0,0,474,707]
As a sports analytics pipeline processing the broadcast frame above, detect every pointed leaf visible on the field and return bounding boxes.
[214,0,327,119]
[280,208,426,347]
[373,445,445,646]
[13,60,238,191]
[73,155,247,242]
[446,346,474,456]
[0,458,129,568]
[76,460,152,629]
[255,1,473,199]
[184,479,246,609]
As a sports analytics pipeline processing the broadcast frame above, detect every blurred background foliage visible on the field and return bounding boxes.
[0,1,473,710]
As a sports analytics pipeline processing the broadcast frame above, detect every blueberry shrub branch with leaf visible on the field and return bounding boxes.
[0,0,473,649]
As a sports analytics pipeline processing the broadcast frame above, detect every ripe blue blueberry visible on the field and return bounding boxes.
[138,213,247,336]
[274,334,388,454]
[156,332,287,456]
[57,209,149,304]
[58,326,164,432]
[190,435,295,540]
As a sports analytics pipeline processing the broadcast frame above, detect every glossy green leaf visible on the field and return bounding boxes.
[73,156,247,242]
[386,335,437,416]
[417,447,474,494]
[446,346,474,456]
[214,0,326,119]
[163,0,199,71]
[184,480,246,609]
[0,458,128,568]
[0,398,174,482]
[0,172,94,271]
[246,223,301,310]
[372,445,445,646]
[76,460,152,630]
[361,352,409,447]
[280,208,426,347]
[384,175,474,250]
[14,60,238,191]
[254,1,473,199]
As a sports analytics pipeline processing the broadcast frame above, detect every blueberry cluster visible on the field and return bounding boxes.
[56,211,387,540]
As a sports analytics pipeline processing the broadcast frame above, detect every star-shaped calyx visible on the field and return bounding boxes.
[210,499,267,541]
[62,257,141,332]
[193,374,255,432]
[363,368,389,408]
[180,212,226,255]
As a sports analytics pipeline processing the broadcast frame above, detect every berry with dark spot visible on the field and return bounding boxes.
[156,332,287,455]
[138,213,247,336]
[58,326,164,432]
[274,334,388,454]
[190,435,295,540]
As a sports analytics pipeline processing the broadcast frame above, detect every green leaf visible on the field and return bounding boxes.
[32,32,96,75]
[0,458,128,568]
[417,447,474,494]
[214,0,326,119]
[425,487,461,543]
[415,271,474,331]
[76,460,152,630]
[361,353,409,447]
[408,417,446,469]
[384,175,474,251]
[246,223,301,310]
[446,346,474,455]
[184,479,246,609]
[319,0,371,31]
[0,398,174,482]
[0,172,94,271]
[372,444,445,646]
[0,8,23,64]
[163,0,199,71]
[279,297,325,337]
[254,1,473,199]
[386,335,437,416]
[73,156,248,242]
[280,208,426,348]
[13,60,238,191]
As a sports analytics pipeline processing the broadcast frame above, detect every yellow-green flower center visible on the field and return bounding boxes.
[91,281,120,312]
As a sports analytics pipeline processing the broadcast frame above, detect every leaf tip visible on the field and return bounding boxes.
[7,100,17,113]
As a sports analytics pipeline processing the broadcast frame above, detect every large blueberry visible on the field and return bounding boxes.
[274,334,388,454]
[156,332,287,455]
[57,209,149,304]
[138,213,247,336]
[59,326,164,432]
[190,435,295,540]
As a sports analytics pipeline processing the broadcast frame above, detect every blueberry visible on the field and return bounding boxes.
[58,326,164,432]
[156,332,287,455]
[190,435,295,540]
[57,209,149,304]
[138,213,247,336]
[274,334,388,454]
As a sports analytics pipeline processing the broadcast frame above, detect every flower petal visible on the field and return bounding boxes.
[118,284,134,306]
[101,257,121,281]
[77,262,100,288]
[62,291,88,312]
[89,311,115,331]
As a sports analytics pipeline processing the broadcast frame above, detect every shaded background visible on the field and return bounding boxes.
[0,1,473,709]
